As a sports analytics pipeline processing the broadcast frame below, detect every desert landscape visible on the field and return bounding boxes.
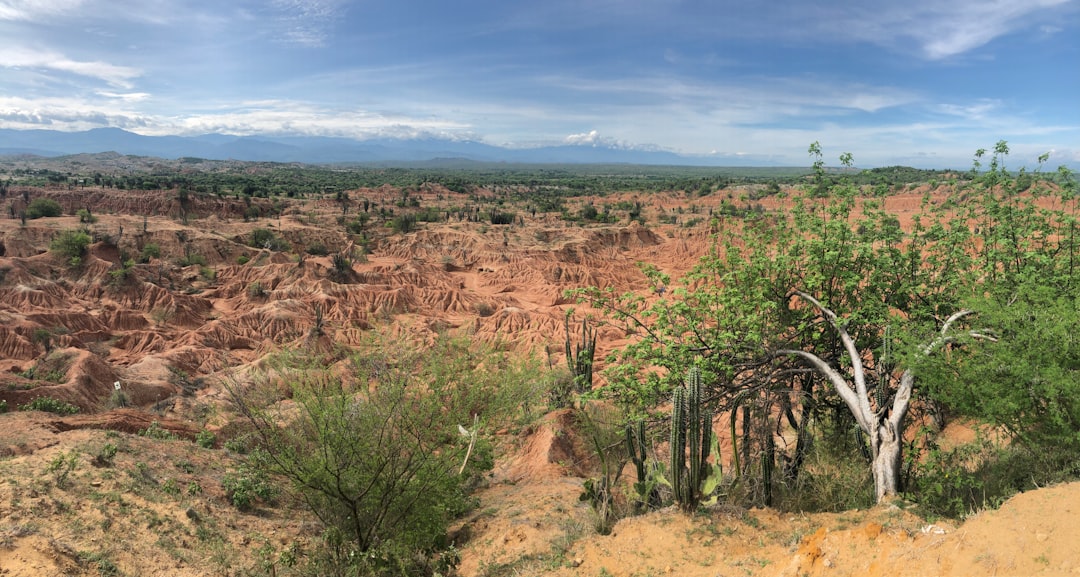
[0,153,1078,577]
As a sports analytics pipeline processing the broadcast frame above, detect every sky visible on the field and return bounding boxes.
[0,0,1078,167]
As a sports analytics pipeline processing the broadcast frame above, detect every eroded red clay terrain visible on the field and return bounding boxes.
[2,182,1079,576]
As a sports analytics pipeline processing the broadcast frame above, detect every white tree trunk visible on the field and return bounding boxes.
[870,421,903,500]
[778,292,973,504]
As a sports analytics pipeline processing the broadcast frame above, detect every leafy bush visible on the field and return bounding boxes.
[94,442,119,467]
[49,229,92,266]
[196,429,216,449]
[20,396,79,415]
[139,243,161,263]
[25,198,62,219]
[47,450,79,488]
[390,213,416,234]
[222,461,276,511]
[0,399,7,413]
[305,243,329,256]
[177,252,207,267]
[228,334,542,574]
[141,421,178,440]
[249,228,289,251]
[76,208,97,223]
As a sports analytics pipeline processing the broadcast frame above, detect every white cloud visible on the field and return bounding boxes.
[96,91,152,102]
[0,95,152,131]
[564,129,602,145]
[0,0,84,21]
[829,0,1073,59]
[271,0,349,47]
[935,100,1002,121]
[0,48,141,88]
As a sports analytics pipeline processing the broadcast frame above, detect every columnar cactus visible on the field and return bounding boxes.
[668,367,722,512]
[565,315,596,394]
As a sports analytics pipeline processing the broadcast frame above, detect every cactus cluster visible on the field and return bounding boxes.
[565,315,596,394]
[668,368,722,512]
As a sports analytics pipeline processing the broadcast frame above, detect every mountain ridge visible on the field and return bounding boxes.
[0,128,780,167]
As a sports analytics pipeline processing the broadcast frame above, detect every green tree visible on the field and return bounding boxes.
[50,229,92,266]
[577,142,1073,504]
[228,335,540,575]
[25,198,63,219]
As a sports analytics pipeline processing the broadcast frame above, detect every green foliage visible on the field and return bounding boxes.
[249,228,289,251]
[94,442,119,467]
[140,421,178,440]
[918,282,1080,452]
[576,140,1080,509]
[195,429,216,449]
[47,450,79,488]
[625,418,661,512]
[576,402,632,535]
[76,208,97,223]
[330,253,352,281]
[108,259,136,285]
[20,396,79,415]
[305,242,329,256]
[177,252,207,267]
[107,389,129,409]
[246,281,267,298]
[222,459,275,511]
[390,213,417,234]
[25,197,62,219]
[138,243,161,263]
[0,399,6,413]
[49,229,92,266]
[228,334,541,574]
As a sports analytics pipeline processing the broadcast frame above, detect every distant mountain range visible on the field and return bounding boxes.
[0,127,785,167]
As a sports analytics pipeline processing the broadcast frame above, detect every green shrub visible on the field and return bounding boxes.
[25,198,62,219]
[222,461,276,511]
[236,254,251,265]
[196,429,216,449]
[49,229,92,266]
[0,399,7,413]
[76,208,97,224]
[249,228,289,251]
[47,450,79,488]
[390,213,417,234]
[20,396,79,415]
[107,389,129,409]
[305,243,329,256]
[227,334,543,573]
[177,252,207,267]
[247,281,267,299]
[139,243,161,263]
[141,421,178,440]
[94,442,119,467]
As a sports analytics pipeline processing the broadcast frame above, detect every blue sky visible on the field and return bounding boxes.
[0,0,1077,167]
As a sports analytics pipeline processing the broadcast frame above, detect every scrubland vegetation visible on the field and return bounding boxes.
[1,143,1078,576]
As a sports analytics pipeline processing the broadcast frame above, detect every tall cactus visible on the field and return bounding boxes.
[565,314,596,394]
[667,368,722,512]
[625,418,657,511]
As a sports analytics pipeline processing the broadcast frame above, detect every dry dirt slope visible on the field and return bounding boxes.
[5,408,1080,577]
